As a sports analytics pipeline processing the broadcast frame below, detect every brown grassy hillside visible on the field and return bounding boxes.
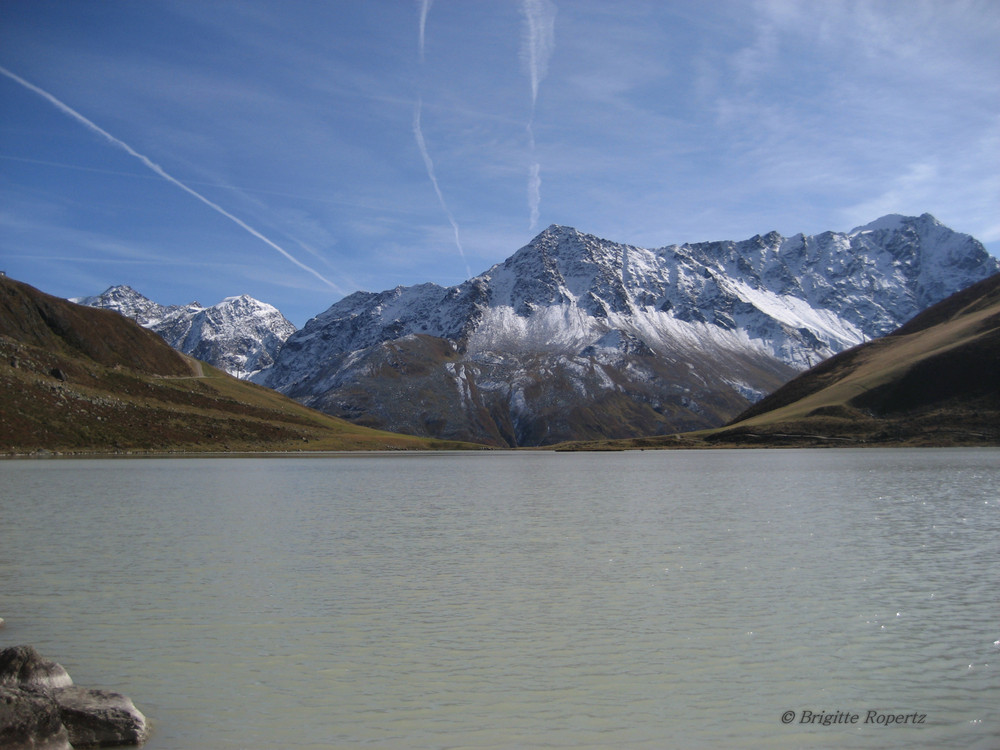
[0,277,485,454]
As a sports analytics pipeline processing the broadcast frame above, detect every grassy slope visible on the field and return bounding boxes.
[0,277,485,454]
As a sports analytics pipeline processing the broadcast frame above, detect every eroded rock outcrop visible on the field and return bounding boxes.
[0,646,149,748]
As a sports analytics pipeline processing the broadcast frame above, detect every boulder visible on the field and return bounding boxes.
[0,646,148,747]
[0,646,73,689]
[0,686,72,750]
[49,687,150,747]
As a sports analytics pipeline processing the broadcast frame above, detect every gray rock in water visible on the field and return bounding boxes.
[49,686,150,747]
[0,686,72,750]
[0,646,149,747]
[0,646,73,689]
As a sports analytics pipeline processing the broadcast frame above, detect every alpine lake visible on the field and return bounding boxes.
[1,448,997,749]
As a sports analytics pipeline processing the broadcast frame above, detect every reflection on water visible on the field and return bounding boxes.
[1,449,998,748]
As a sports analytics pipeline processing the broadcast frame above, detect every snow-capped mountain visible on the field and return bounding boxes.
[252,214,997,446]
[73,286,296,378]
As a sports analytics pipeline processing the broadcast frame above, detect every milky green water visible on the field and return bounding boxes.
[1,449,997,748]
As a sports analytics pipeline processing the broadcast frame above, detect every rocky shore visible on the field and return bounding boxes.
[0,645,149,748]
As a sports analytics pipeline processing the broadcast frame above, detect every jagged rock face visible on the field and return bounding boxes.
[73,287,296,377]
[254,214,998,446]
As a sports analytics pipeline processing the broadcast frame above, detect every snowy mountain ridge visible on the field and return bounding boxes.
[73,286,296,377]
[265,213,995,371]
[251,213,998,446]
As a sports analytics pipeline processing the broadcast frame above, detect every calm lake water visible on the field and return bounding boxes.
[1,449,998,749]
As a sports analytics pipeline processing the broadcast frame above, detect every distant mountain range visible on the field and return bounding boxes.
[253,214,998,445]
[74,214,999,447]
[72,286,295,378]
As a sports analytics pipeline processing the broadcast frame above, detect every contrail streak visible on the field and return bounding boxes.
[0,65,346,295]
[520,0,556,230]
[417,0,433,62]
[413,3,471,278]
[521,0,556,113]
[413,100,471,278]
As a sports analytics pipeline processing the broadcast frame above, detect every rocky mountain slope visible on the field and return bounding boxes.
[0,277,481,454]
[73,286,296,378]
[568,272,1000,449]
[252,213,999,446]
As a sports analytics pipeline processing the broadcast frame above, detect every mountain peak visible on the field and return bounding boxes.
[528,224,601,248]
[219,294,278,312]
[76,289,296,377]
[849,212,941,236]
[540,223,576,236]
[100,283,142,296]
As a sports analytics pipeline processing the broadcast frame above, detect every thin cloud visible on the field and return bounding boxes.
[521,0,557,112]
[0,65,348,296]
[0,153,418,216]
[0,153,157,180]
[703,1,1000,248]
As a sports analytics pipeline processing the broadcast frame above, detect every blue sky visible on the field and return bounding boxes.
[2,0,998,327]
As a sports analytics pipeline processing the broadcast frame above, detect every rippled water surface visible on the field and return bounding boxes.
[1,449,998,748]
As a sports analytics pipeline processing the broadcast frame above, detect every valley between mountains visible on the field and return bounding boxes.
[68,213,999,448]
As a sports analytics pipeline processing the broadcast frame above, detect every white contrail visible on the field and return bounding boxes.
[521,0,557,113]
[413,3,472,278]
[413,99,471,278]
[417,0,433,62]
[0,65,346,295]
[520,0,556,230]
